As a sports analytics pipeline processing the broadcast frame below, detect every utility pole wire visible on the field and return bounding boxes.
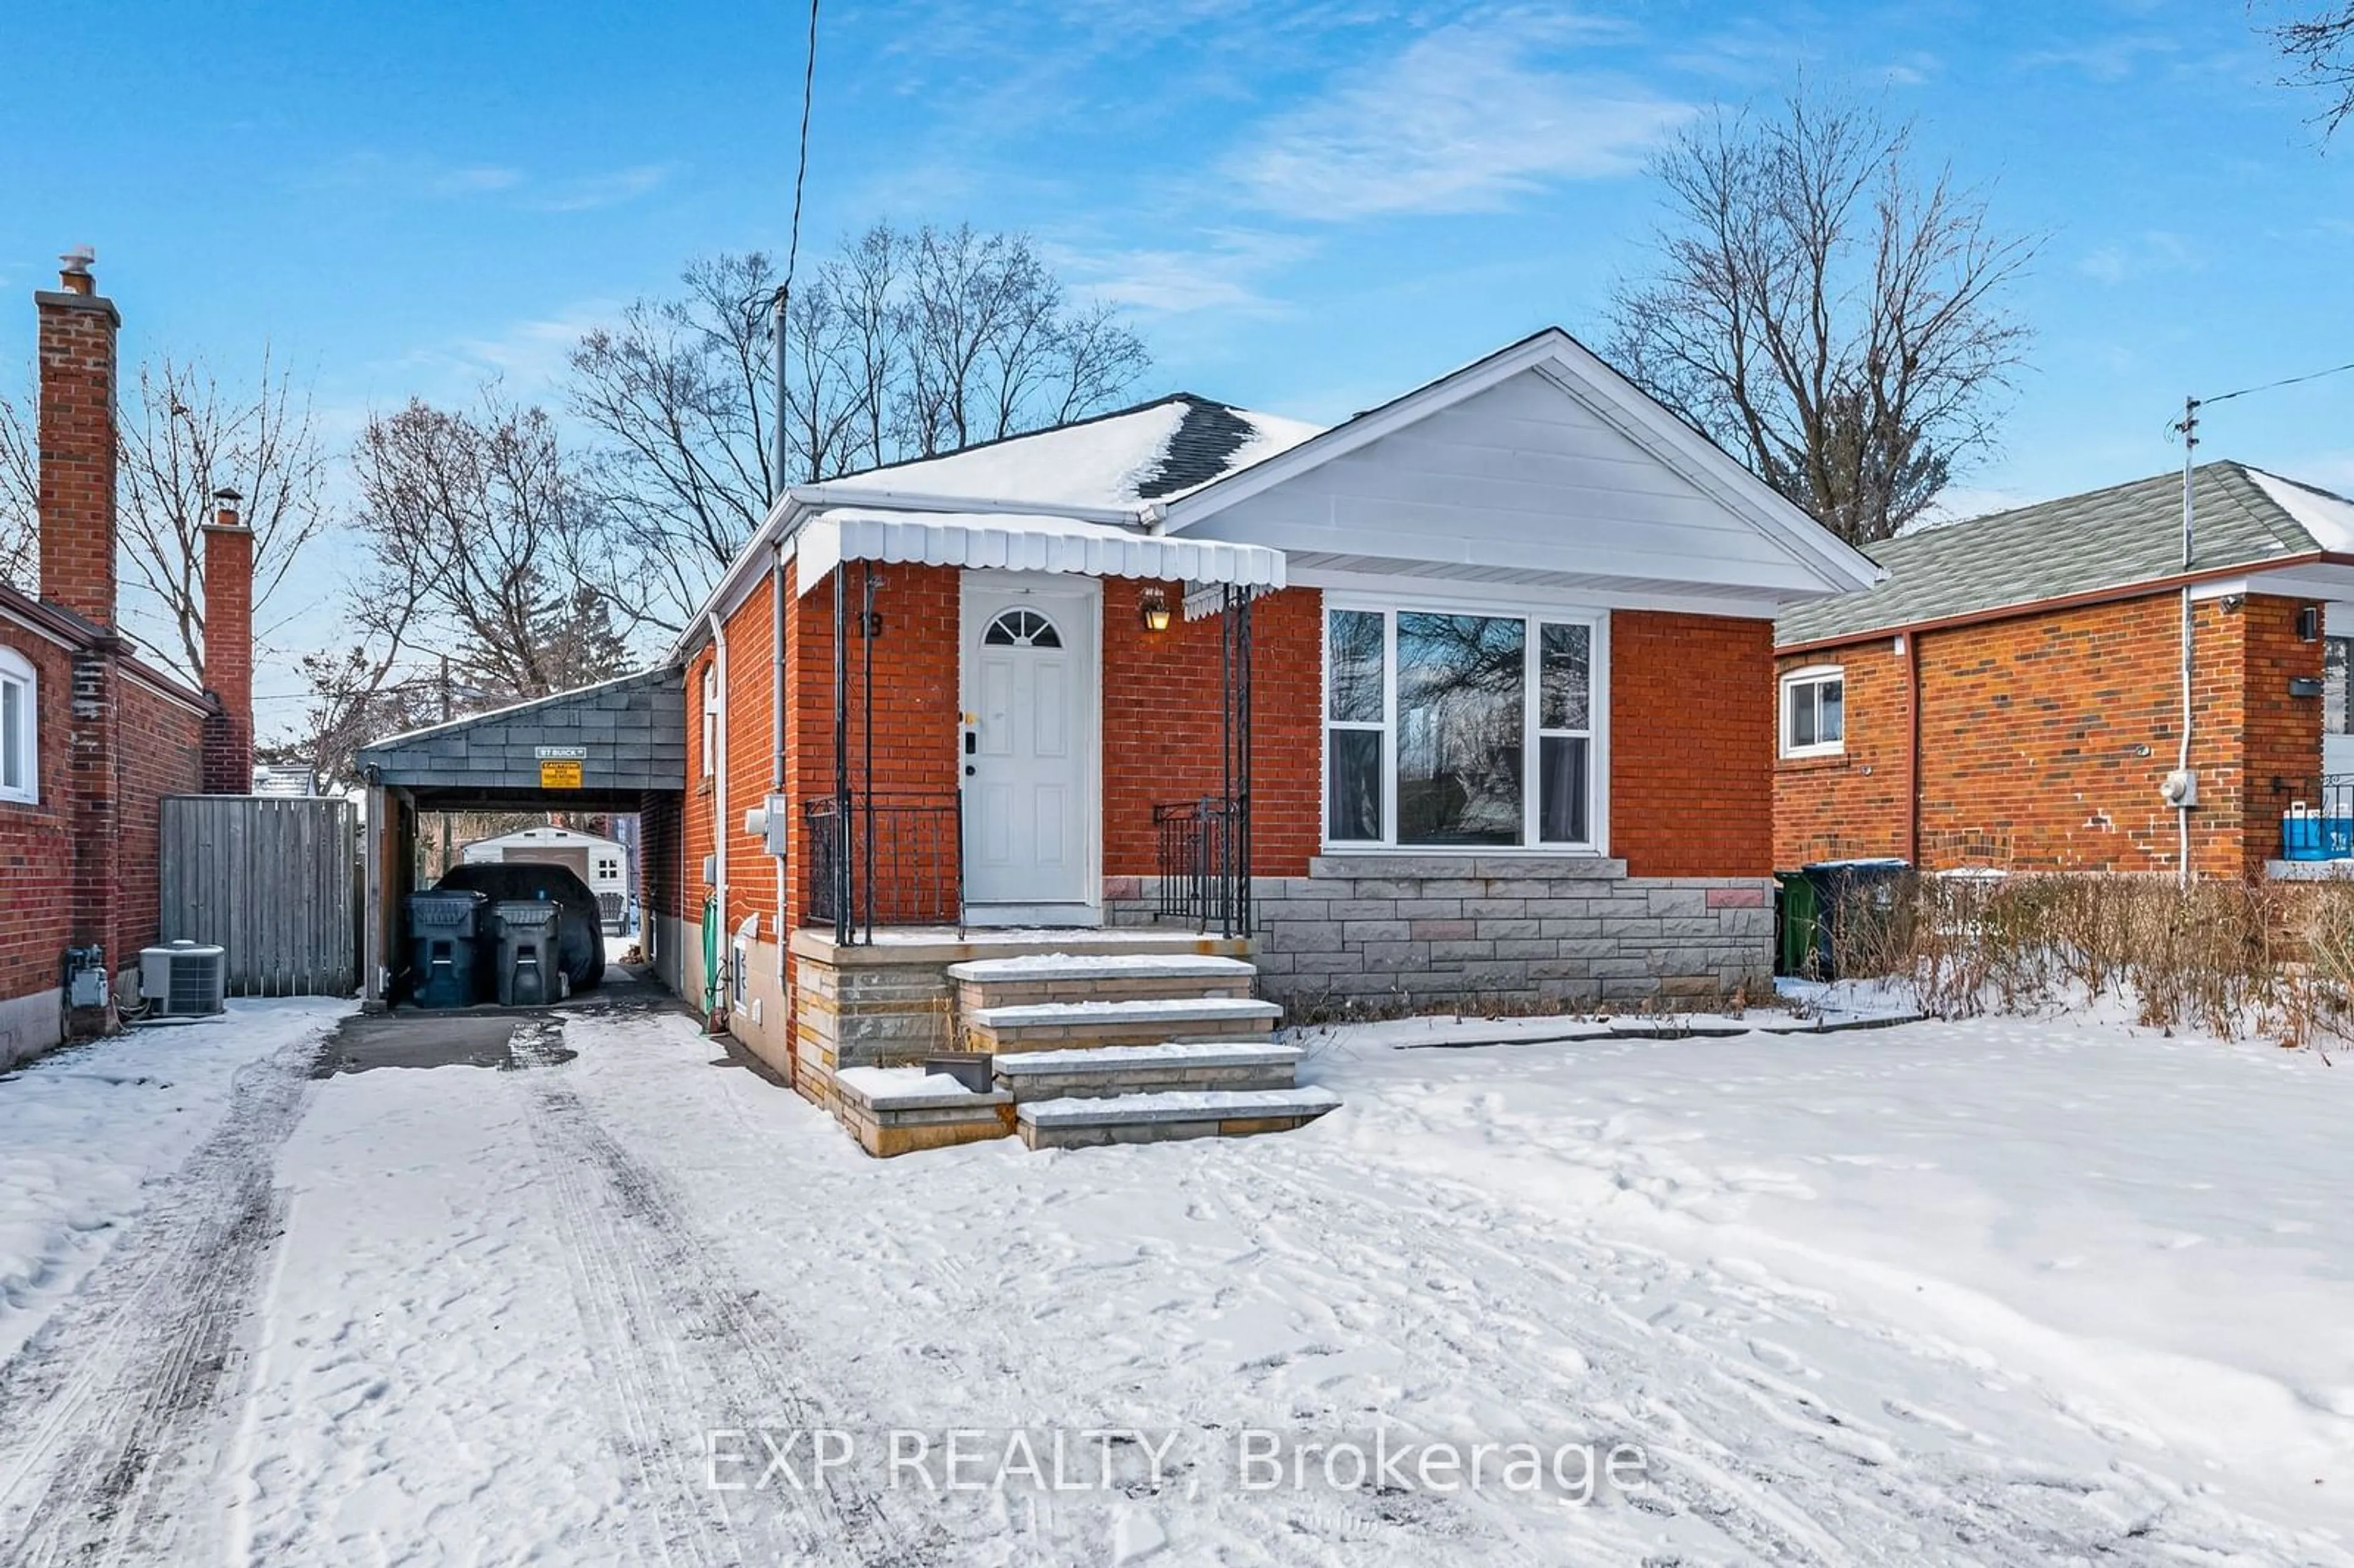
[769,0,821,503]
[2200,357,2354,407]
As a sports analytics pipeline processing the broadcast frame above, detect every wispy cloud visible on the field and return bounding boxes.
[533,163,679,213]
[1051,229,1317,316]
[429,164,525,196]
[309,153,674,213]
[1227,18,1691,221]
[2078,230,2196,286]
[2018,34,2179,82]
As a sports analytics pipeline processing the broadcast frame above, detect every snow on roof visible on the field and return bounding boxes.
[823,395,1322,512]
[2245,467,2354,554]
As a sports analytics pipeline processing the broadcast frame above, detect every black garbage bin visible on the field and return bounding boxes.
[489,899,565,1007]
[405,889,486,1008]
[1798,858,1911,979]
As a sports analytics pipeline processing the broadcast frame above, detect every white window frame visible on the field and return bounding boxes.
[0,645,35,805]
[699,663,720,779]
[1319,597,1609,855]
[1780,664,1846,758]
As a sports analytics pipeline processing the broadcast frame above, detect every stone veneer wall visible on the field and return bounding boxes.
[1111,855,1773,1010]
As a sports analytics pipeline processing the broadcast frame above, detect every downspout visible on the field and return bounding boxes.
[2178,417,2196,889]
[1905,631,1922,867]
[773,542,788,986]
[706,608,729,1026]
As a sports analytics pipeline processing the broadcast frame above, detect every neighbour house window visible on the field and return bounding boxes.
[700,663,719,778]
[1781,666,1846,758]
[0,647,34,805]
[1322,606,1599,850]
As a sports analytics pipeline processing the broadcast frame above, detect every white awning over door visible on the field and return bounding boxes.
[796,507,1286,591]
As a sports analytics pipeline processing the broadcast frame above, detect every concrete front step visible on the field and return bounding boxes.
[966,996,1282,1054]
[1016,1086,1341,1150]
[834,1065,1015,1158]
[948,953,1259,1014]
[993,1040,1301,1101]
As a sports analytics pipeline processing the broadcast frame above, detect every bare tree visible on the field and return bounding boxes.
[349,394,626,702]
[2264,4,2354,132]
[1607,89,2038,545]
[565,223,1151,637]
[0,391,30,591]
[259,644,440,795]
[0,350,329,679]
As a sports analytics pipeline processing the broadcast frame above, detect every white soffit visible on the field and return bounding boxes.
[798,508,1285,590]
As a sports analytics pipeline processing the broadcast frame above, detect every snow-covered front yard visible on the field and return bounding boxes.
[1,990,2348,1564]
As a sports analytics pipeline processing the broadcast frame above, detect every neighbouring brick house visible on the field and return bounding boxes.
[659,327,1878,1144]
[0,253,255,1066]
[1773,462,2354,881]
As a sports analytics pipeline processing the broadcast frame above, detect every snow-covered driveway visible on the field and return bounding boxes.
[0,991,2348,1565]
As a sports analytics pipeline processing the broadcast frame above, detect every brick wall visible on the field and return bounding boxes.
[1773,590,2320,877]
[114,676,207,961]
[1101,580,1320,880]
[783,561,962,933]
[1609,611,1776,878]
[1772,636,1912,866]
[0,626,77,1007]
[0,624,207,1037]
[720,571,777,932]
[2241,594,2326,880]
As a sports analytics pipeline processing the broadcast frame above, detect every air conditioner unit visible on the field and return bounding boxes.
[140,940,227,1018]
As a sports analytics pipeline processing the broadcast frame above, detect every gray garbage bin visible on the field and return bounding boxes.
[405,889,486,1008]
[489,899,566,1007]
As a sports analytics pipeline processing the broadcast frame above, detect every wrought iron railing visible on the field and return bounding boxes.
[805,793,964,942]
[1153,796,1251,936]
[2276,774,2354,860]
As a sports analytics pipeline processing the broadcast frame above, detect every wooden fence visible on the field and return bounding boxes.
[161,795,359,997]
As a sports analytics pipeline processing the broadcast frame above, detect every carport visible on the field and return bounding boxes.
[354,668,687,1003]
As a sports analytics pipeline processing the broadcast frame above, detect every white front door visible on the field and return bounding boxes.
[961,576,1098,921]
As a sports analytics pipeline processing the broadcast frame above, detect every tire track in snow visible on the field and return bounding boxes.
[1198,1136,2324,1567]
[0,1025,326,1566]
[514,1014,945,1567]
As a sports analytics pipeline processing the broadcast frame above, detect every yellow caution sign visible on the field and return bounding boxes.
[539,758,584,789]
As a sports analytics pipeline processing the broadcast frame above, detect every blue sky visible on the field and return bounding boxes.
[4,1,2351,734]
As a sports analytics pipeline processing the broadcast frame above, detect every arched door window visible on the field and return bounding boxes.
[982,607,1062,648]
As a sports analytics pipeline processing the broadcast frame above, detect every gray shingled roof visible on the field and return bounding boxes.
[356,666,685,795]
[1776,462,2329,648]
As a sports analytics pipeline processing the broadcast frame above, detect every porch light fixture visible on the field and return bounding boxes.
[1139,587,1172,633]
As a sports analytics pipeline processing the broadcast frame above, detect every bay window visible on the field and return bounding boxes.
[1323,605,1601,850]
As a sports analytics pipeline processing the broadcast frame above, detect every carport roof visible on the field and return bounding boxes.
[356,666,687,807]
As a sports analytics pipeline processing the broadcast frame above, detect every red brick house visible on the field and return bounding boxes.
[1,253,255,1065]
[1773,462,2354,881]
[657,329,1879,1121]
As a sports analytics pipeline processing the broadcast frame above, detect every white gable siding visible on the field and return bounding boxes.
[1179,368,1827,595]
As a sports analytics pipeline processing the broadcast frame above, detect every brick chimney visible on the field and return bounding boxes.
[34,246,120,628]
[202,489,254,792]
